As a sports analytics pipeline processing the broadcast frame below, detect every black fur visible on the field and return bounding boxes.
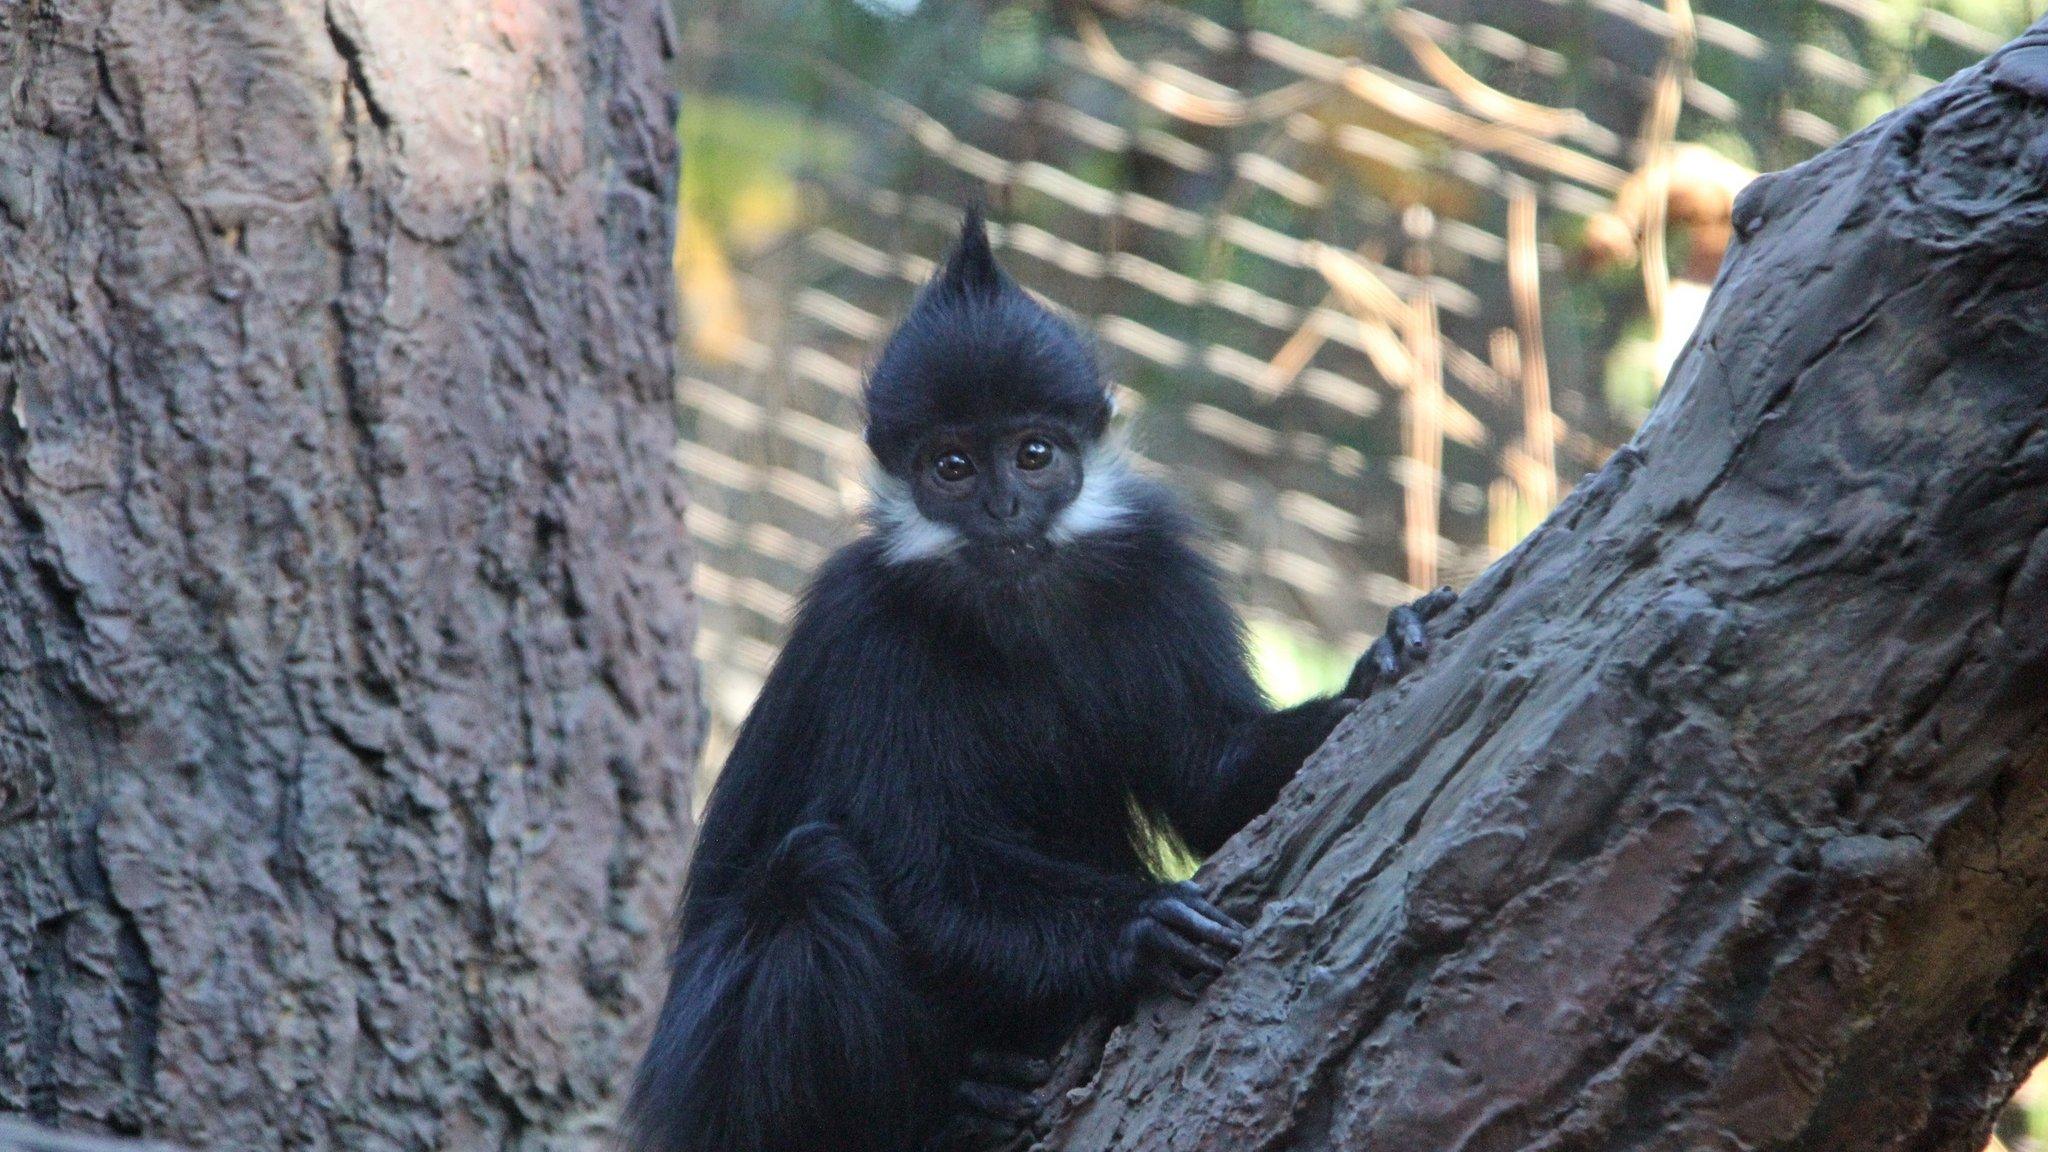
[626,213,1447,1152]
[863,208,1111,473]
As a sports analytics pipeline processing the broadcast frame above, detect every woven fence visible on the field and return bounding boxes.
[674,0,2027,771]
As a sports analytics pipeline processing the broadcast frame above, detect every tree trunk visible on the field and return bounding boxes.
[1043,21,2048,1152]
[0,2,697,1150]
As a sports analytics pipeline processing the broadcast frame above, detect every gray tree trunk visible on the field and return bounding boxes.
[0,3,698,1150]
[1039,20,2048,1152]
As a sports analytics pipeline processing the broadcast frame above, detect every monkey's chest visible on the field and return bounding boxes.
[954,679,1161,848]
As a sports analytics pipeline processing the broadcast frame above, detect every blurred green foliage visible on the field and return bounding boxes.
[680,95,854,253]
[1248,619,1353,706]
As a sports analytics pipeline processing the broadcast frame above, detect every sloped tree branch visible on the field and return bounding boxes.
[1043,20,2048,1152]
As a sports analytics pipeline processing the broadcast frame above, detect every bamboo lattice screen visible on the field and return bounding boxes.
[675,0,2022,769]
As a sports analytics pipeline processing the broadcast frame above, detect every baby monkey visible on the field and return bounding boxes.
[627,211,1451,1152]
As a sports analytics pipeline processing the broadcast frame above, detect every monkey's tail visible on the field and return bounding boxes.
[624,822,929,1152]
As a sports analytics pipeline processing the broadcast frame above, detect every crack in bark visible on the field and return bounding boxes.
[322,7,390,133]
[26,914,69,1125]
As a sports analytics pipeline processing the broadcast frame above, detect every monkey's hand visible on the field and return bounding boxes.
[1115,881,1247,1000]
[1343,585,1456,700]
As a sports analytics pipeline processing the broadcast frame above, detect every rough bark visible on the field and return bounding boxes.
[1042,21,2048,1152]
[0,1116,185,1152]
[0,2,697,1150]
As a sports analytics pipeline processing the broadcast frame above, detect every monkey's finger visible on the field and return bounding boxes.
[920,1116,989,1152]
[1180,935,1241,977]
[1387,606,1430,662]
[1414,585,1458,620]
[1181,891,1249,942]
[925,1117,1028,1152]
[1165,880,1240,924]
[954,1080,1038,1125]
[1369,635,1400,681]
[1343,655,1380,699]
[1160,884,1247,944]
[1148,961,1208,1001]
[1155,914,1228,967]
[1139,918,1230,977]
[967,1050,1054,1089]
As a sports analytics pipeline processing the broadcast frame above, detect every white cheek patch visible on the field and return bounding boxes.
[869,473,965,566]
[1047,441,1137,544]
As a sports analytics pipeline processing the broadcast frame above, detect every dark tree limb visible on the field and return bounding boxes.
[0,1,697,1147]
[1041,21,2048,1152]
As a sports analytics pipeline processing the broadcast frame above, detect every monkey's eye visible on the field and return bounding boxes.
[933,452,976,483]
[1016,438,1053,471]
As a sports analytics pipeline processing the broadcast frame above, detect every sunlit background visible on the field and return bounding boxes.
[668,1,2048,1136]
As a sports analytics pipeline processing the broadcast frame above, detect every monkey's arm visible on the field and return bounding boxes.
[898,836,1241,1026]
[1165,696,1358,856]
[1154,588,1456,856]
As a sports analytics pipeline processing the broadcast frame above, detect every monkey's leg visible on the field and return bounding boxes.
[929,1050,1067,1152]
[953,1049,1052,1117]
[926,1077,1036,1152]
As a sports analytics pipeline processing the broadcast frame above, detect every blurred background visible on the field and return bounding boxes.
[669,2,2045,1137]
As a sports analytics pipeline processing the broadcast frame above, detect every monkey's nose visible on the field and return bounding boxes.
[984,492,1021,520]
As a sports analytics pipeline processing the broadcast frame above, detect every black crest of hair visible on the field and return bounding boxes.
[626,210,1452,1152]
[862,208,1111,473]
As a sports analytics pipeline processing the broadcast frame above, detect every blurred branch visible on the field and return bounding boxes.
[1303,242,1415,386]
[1072,12,1325,126]
[1505,181,1557,517]
[1386,11,1590,140]
[1399,281,1442,592]
[1243,28,1629,191]
[1635,0,1697,335]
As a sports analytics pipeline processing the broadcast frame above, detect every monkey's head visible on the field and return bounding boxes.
[863,211,1130,577]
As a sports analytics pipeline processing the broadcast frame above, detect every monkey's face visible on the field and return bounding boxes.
[907,419,1085,574]
[862,211,1131,577]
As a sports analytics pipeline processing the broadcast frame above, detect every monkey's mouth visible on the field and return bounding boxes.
[968,535,1054,575]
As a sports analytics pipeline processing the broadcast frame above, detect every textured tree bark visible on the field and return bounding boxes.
[1040,20,2048,1152]
[0,1116,186,1152]
[0,3,697,1150]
